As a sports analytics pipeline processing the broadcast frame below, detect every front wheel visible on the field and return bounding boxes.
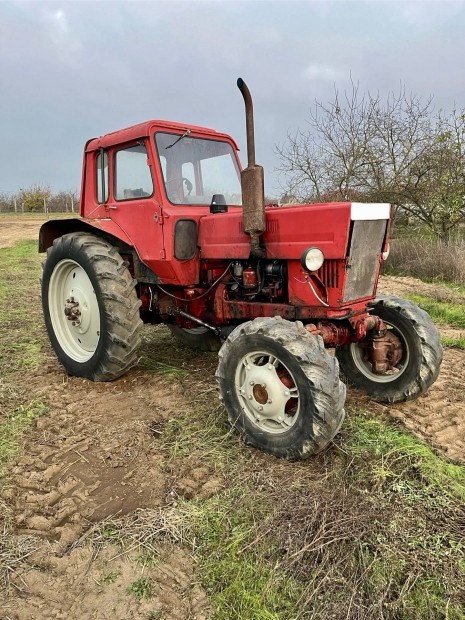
[41,233,142,381]
[216,317,346,459]
[336,295,443,403]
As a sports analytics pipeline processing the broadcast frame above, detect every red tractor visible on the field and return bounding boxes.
[39,79,442,459]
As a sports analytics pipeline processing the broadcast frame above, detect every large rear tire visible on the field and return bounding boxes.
[216,316,346,459]
[41,233,142,381]
[336,295,442,403]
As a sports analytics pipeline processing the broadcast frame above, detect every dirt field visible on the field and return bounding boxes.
[0,214,70,249]
[1,215,464,618]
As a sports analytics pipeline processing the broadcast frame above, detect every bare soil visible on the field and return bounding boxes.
[1,353,217,620]
[0,214,62,249]
[0,216,464,618]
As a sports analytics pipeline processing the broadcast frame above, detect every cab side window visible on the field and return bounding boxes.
[96,150,108,204]
[115,144,153,201]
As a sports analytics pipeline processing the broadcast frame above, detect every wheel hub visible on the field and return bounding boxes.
[64,297,81,326]
[252,383,268,405]
[236,352,299,433]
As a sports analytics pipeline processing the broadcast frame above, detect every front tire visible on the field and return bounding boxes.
[41,233,142,381]
[336,295,442,403]
[216,317,346,459]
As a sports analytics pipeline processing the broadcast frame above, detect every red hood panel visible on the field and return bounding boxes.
[198,203,352,259]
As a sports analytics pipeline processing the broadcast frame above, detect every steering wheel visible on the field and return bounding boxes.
[165,176,193,198]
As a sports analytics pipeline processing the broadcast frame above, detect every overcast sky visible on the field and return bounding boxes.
[1,0,465,198]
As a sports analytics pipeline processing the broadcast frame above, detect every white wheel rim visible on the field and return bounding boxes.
[234,350,299,434]
[349,323,409,383]
[48,259,101,362]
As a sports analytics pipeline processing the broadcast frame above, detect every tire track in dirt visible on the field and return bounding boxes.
[4,544,210,620]
[347,346,465,462]
[1,347,217,619]
[3,355,223,547]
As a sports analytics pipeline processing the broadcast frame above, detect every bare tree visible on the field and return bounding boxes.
[276,83,465,242]
[47,189,79,213]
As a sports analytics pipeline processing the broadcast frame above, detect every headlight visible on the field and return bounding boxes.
[382,243,390,261]
[301,247,324,272]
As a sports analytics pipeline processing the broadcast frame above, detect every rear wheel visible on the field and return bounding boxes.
[336,295,442,403]
[42,232,142,381]
[216,316,346,459]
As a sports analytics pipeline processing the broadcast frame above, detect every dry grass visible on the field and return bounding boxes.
[0,526,40,589]
[384,237,465,285]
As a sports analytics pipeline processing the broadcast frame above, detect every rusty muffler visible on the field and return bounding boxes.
[237,78,266,258]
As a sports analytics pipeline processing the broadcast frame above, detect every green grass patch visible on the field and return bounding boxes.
[441,335,465,350]
[0,241,45,374]
[189,492,303,620]
[406,293,465,328]
[101,570,120,585]
[0,400,46,479]
[0,241,48,517]
[139,327,194,377]
[127,576,157,600]
[344,410,465,504]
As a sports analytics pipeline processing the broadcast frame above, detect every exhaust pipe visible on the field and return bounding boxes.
[237,78,266,258]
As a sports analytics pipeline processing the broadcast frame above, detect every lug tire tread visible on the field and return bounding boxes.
[42,232,142,381]
[337,295,443,403]
[216,316,346,459]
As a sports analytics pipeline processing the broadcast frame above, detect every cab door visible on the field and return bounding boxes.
[105,141,176,282]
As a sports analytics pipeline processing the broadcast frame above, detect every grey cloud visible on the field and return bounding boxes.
[1,0,465,196]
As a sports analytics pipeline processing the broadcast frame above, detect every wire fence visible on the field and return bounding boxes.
[0,197,79,214]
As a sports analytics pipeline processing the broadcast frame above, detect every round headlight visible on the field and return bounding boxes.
[301,247,324,272]
[382,243,390,261]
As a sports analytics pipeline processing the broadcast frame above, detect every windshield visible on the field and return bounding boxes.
[154,132,242,206]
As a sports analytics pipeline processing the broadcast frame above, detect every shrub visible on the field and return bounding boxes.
[383,238,465,285]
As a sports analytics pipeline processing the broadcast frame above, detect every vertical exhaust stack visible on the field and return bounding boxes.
[237,78,266,258]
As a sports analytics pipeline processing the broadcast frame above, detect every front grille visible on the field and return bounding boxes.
[343,220,387,301]
[318,260,340,289]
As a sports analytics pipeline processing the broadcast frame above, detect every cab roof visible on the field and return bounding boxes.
[85,119,239,152]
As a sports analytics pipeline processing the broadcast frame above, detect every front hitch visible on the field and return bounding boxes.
[305,314,403,375]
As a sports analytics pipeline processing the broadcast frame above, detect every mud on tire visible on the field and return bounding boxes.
[336,295,443,403]
[216,316,346,459]
[41,232,142,381]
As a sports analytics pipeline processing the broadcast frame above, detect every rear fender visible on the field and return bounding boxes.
[39,218,158,283]
[39,218,134,252]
